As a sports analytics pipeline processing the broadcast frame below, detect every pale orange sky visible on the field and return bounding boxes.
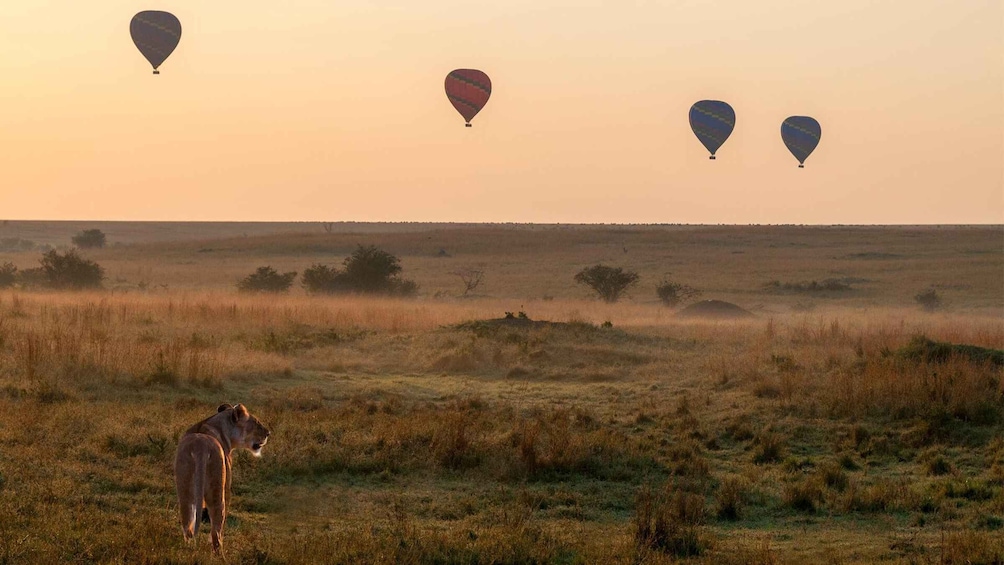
[1,0,1001,223]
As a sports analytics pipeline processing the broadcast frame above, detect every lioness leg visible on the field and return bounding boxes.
[205,456,227,555]
[176,449,207,542]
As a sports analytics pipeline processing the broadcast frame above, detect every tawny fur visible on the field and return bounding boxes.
[174,403,270,555]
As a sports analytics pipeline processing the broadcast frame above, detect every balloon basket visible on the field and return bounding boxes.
[709,155,716,160]
[153,70,160,75]
[465,123,472,128]
[798,164,804,168]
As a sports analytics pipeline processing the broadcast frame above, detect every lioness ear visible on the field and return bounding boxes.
[231,403,249,423]
[217,403,233,413]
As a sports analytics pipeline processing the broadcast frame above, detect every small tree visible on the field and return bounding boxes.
[0,262,16,288]
[574,264,639,303]
[72,229,106,249]
[341,245,403,292]
[237,267,297,293]
[39,249,104,289]
[452,267,485,296]
[301,264,345,294]
[915,289,942,311]
[656,279,703,308]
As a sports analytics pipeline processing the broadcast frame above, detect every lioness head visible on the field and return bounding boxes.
[218,403,271,457]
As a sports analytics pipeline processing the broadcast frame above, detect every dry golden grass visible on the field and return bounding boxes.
[0,223,1001,564]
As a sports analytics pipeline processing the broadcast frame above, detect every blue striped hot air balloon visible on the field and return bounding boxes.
[130,11,182,75]
[689,100,735,160]
[781,116,821,168]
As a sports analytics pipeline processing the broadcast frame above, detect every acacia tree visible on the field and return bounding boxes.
[574,264,639,303]
[451,266,485,296]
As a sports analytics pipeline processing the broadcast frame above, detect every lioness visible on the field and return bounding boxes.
[174,403,270,554]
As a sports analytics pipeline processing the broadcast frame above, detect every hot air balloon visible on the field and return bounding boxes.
[781,116,821,168]
[445,69,491,127]
[689,100,735,160]
[130,11,182,74]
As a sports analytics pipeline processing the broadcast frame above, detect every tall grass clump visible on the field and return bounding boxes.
[635,484,708,557]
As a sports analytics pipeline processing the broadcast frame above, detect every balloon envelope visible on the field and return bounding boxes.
[689,100,735,159]
[781,116,821,167]
[445,69,491,126]
[130,11,182,74]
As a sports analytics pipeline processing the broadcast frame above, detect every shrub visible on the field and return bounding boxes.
[16,267,47,289]
[38,249,104,289]
[301,264,346,294]
[574,264,639,303]
[302,245,417,296]
[0,238,38,252]
[915,288,942,311]
[655,279,702,307]
[0,262,16,288]
[72,229,106,249]
[236,266,297,293]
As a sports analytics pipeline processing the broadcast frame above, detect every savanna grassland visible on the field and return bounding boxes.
[0,222,1002,564]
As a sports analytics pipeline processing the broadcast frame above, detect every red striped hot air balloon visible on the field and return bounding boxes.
[130,11,182,75]
[445,69,491,127]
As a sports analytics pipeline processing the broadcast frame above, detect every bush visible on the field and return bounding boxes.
[301,264,346,294]
[38,249,104,289]
[236,267,297,293]
[656,279,702,307]
[0,262,16,288]
[574,264,639,303]
[0,238,38,252]
[302,245,417,296]
[72,229,106,249]
[16,267,47,288]
[915,289,942,311]
[341,245,405,293]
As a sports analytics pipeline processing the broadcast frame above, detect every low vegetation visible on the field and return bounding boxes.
[655,278,702,307]
[37,249,105,289]
[237,266,298,293]
[302,245,418,296]
[0,224,999,563]
[71,228,107,249]
[915,288,943,311]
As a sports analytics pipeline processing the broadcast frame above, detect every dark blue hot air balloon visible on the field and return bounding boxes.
[130,11,182,74]
[689,100,735,160]
[781,116,821,168]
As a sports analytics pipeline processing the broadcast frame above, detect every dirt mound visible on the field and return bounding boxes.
[676,300,753,320]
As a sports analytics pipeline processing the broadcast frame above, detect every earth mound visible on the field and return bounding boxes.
[676,300,753,320]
